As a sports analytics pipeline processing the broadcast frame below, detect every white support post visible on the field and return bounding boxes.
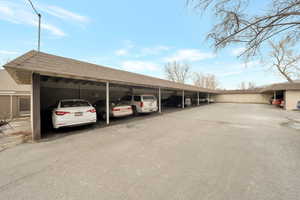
[182,90,185,109]
[197,92,199,106]
[106,82,110,125]
[158,88,161,113]
[10,95,13,119]
[207,93,210,104]
[274,91,276,101]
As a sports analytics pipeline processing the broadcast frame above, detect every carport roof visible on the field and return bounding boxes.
[4,50,215,93]
[260,82,300,93]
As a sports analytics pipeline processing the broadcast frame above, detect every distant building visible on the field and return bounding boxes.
[0,69,31,119]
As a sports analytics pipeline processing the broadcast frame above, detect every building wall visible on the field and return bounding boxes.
[0,95,30,119]
[215,93,272,104]
[285,90,300,110]
[0,96,10,119]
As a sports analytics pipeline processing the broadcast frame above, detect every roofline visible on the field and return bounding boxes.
[4,50,217,94]
[5,50,300,94]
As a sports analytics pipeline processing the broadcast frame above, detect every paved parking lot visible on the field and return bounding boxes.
[1,103,300,200]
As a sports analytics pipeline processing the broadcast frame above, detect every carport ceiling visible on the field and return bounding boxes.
[4,50,216,93]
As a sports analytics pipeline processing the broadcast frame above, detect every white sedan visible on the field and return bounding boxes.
[52,99,97,129]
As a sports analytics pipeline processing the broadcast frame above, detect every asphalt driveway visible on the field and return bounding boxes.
[1,103,300,200]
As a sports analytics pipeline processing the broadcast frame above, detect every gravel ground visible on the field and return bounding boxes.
[0,103,300,200]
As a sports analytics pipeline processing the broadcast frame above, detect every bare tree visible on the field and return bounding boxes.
[238,81,257,90]
[269,37,300,82]
[164,61,191,83]
[193,72,219,89]
[238,82,247,90]
[247,81,257,89]
[188,0,300,60]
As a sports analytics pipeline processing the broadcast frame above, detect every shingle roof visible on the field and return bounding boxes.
[0,69,30,93]
[260,82,300,92]
[4,50,215,93]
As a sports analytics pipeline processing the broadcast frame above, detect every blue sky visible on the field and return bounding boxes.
[0,0,285,89]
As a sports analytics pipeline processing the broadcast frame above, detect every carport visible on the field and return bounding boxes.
[261,82,300,110]
[4,50,215,140]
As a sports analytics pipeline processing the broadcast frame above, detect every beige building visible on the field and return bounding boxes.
[214,83,300,111]
[261,82,300,110]
[214,90,272,104]
[0,69,31,119]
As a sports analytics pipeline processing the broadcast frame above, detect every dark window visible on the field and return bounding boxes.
[134,96,141,101]
[61,100,90,108]
[94,100,105,106]
[142,96,155,101]
[121,96,131,101]
[19,97,30,112]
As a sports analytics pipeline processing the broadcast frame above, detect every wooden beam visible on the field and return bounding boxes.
[31,73,41,140]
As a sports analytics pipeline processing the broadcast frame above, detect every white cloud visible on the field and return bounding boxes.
[0,1,66,36]
[115,49,128,56]
[39,5,89,24]
[0,50,18,55]
[121,60,159,72]
[220,71,243,77]
[140,45,171,56]
[164,49,215,62]
[231,47,246,56]
[0,1,89,37]
[123,40,135,49]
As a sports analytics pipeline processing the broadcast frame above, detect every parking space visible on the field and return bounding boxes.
[1,103,300,199]
[4,51,217,140]
[39,75,212,138]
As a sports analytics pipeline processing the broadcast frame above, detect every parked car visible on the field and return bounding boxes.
[93,100,133,119]
[162,95,182,107]
[197,98,207,104]
[208,99,215,103]
[185,97,192,107]
[121,94,158,114]
[272,99,283,106]
[162,95,191,107]
[52,99,97,129]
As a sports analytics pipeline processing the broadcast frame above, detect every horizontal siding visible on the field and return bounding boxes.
[285,90,300,110]
[215,94,271,104]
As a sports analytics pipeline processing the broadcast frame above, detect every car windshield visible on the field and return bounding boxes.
[143,96,156,101]
[61,100,90,108]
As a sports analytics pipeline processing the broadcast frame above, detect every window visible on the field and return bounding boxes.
[142,96,155,101]
[61,100,90,108]
[121,96,131,101]
[19,97,30,112]
[134,96,141,101]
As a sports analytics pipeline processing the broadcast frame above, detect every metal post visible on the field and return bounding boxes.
[158,88,161,113]
[182,90,185,109]
[197,92,199,106]
[106,82,110,125]
[207,93,210,104]
[10,95,13,119]
[27,0,41,51]
[274,91,276,101]
[38,14,41,52]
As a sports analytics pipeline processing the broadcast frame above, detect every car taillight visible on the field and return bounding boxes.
[55,111,70,116]
[87,109,96,113]
[140,102,143,107]
[112,108,120,111]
